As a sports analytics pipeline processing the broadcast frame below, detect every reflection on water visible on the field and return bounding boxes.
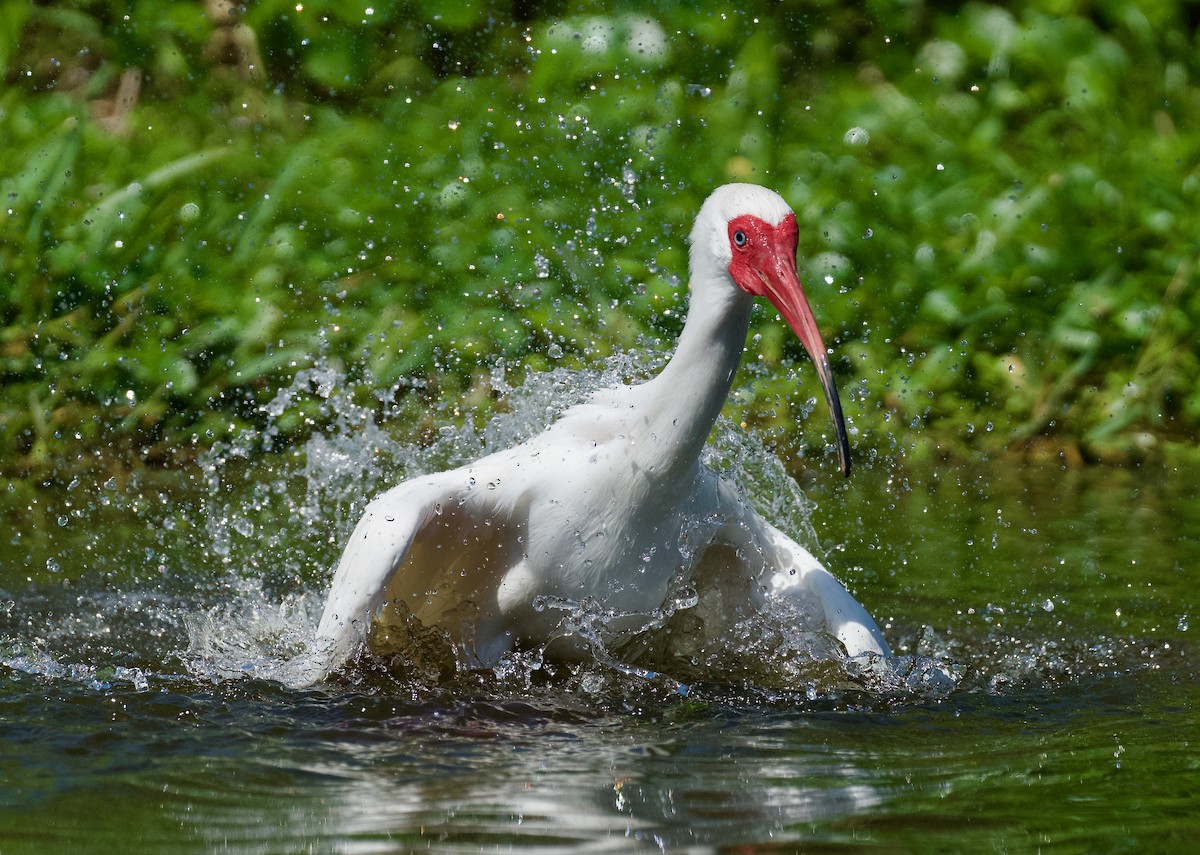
[1,358,1197,851]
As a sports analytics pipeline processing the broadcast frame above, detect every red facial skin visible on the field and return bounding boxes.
[726,213,851,477]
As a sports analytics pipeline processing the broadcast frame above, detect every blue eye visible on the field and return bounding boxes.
[733,230,747,247]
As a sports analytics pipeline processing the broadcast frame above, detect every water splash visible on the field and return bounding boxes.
[177,349,916,696]
[7,351,1187,707]
[0,349,945,700]
[1,645,152,692]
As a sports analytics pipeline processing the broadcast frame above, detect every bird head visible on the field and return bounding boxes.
[691,183,851,477]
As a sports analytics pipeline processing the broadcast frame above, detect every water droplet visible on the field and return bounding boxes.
[843,126,870,146]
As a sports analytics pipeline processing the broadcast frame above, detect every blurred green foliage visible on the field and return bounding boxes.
[1,0,1198,475]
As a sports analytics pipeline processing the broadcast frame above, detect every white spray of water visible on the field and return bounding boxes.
[179,346,928,695]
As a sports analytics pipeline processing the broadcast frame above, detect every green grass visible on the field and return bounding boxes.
[2,0,1198,477]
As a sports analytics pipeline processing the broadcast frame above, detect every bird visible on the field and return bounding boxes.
[302,183,891,685]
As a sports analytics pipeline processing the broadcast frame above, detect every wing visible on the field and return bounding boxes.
[303,464,526,683]
[749,517,891,658]
[697,476,891,659]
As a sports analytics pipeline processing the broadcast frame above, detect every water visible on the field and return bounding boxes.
[2,361,1197,852]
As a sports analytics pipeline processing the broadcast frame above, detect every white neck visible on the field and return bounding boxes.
[637,267,753,479]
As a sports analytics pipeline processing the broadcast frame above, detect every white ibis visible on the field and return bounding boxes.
[304,183,891,684]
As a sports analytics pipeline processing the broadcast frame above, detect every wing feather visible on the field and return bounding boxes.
[308,466,523,680]
[698,475,892,658]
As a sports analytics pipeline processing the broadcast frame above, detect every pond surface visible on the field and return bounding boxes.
[2,369,1197,852]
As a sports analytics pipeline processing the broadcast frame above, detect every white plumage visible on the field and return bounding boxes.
[305,183,891,683]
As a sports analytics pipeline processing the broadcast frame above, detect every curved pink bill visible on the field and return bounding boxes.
[761,251,851,477]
